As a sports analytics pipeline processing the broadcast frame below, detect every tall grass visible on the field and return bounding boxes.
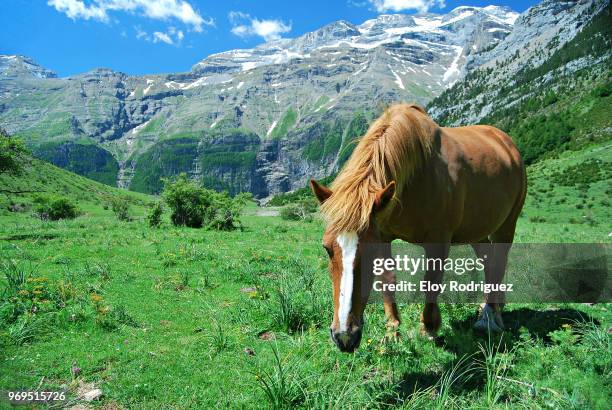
[251,345,305,408]
[1,259,28,298]
[432,354,476,409]
[208,320,232,355]
[477,335,513,408]
[7,312,56,345]
[268,258,330,334]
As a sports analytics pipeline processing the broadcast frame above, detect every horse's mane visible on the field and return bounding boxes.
[320,103,437,234]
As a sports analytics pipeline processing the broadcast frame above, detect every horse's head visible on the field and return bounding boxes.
[310,179,395,352]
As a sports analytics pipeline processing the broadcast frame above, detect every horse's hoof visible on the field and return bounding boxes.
[381,329,400,344]
[421,304,441,336]
[474,304,504,333]
[419,326,436,340]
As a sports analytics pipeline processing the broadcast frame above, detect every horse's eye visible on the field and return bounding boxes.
[323,246,333,258]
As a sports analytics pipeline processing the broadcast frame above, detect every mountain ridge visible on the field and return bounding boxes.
[1,0,608,198]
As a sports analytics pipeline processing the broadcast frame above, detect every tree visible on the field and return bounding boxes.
[0,128,27,175]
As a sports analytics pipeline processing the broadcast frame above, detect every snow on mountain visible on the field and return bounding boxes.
[191,5,518,85]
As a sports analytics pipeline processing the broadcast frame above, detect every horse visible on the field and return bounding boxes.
[310,103,526,352]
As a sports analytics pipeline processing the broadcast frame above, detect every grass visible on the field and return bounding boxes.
[0,142,610,408]
[269,108,297,139]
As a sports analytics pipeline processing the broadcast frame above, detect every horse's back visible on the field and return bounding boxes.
[441,125,523,173]
[437,124,526,242]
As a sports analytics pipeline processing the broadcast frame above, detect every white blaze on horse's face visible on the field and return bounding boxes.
[336,231,358,332]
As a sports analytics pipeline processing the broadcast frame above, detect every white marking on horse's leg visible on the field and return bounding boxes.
[474,304,503,333]
[337,231,358,333]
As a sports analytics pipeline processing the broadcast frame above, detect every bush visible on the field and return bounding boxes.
[208,192,251,231]
[33,195,78,220]
[110,198,131,221]
[163,174,214,228]
[162,173,249,230]
[147,202,164,227]
[280,198,318,222]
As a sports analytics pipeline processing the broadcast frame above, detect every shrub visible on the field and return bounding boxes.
[209,192,251,231]
[33,195,78,220]
[110,198,131,221]
[162,173,249,230]
[280,198,317,222]
[147,202,164,227]
[163,174,214,228]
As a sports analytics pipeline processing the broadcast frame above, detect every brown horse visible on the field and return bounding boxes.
[310,103,526,352]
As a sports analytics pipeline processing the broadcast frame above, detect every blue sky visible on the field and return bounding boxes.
[1,0,538,77]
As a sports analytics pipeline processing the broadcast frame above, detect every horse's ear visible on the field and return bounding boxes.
[374,181,395,212]
[310,179,333,204]
[409,104,427,115]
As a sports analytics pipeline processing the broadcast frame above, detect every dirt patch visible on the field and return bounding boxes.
[253,207,280,217]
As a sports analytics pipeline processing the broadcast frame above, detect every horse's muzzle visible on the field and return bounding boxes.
[330,327,363,352]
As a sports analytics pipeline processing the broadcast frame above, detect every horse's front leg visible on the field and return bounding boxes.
[378,242,400,341]
[382,268,401,340]
[421,243,449,336]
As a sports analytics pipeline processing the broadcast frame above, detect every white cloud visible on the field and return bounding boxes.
[47,0,107,21]
[135,26,148,39]
[136,26,184,45]
[369,0,445,13]
[229,11,291,42]
[153,31,173,44]
[47,0,214,31]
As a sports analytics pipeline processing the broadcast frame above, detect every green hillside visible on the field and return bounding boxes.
[0,156,152,222]
[34,140,120,186]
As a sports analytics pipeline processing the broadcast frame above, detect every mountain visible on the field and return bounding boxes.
[428,0,611,165]
[0,55,57,79]
[0,1,608,198]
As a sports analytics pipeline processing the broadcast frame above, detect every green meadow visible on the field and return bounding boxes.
[0,142,611,408]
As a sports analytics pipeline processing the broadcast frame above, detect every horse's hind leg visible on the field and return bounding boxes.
[472,239,504,332]
[473,217,518,332]
[421,243,449,337]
